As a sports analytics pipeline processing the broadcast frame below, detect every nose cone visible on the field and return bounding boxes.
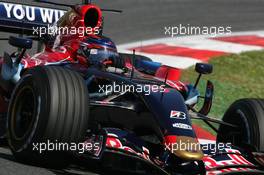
[164,135,204,160]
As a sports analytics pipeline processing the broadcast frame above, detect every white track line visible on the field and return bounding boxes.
[117,30,264,69]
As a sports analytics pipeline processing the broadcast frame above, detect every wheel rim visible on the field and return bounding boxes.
[11,86,37,140]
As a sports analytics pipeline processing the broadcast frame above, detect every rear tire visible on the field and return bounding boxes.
[7,66,90,167]
[217,99,264,151]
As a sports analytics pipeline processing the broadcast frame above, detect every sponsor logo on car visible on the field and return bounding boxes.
[170,110,186,119]
[173,123,192,130]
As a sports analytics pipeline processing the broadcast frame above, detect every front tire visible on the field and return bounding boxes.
[0,114,7,145]
[7,66,90,167]
[217,99,264,151]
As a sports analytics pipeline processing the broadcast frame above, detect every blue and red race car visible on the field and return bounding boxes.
[0,1,263,174]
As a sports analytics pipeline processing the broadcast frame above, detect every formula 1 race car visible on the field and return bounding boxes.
[0,1,263,175]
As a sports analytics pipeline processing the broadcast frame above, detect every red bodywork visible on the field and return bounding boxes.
[22,4,103,69]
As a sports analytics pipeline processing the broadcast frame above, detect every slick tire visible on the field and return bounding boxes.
[7,66,89,167]
[0,114,7,146]
[217,99,264,151]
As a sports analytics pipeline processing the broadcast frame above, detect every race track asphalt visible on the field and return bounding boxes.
[0,0,264,174]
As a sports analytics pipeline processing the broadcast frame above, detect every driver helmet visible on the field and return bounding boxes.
[80,35,119,66]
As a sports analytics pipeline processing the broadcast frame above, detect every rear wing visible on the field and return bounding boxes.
[0,1,66,35]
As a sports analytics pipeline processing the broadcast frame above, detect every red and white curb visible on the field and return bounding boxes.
[118,30,264,69]
[118,30,264,143]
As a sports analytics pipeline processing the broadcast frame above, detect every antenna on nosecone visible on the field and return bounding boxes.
[130,49,136,80]
[160,69,169,101]
[164,69,169,85]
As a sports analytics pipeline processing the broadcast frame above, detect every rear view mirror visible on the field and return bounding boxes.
[9,36,33,49]
[195,63,213,75]
[194,63,213,88]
